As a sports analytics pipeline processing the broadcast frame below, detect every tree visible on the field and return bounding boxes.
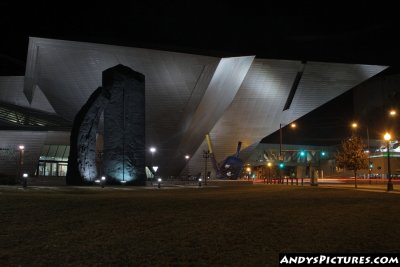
[335,135,368,188]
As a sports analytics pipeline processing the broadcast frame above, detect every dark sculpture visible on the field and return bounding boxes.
[205,134,244,179]
[66,65,145,185]
[103,65,145,185]
[66,87,108,185]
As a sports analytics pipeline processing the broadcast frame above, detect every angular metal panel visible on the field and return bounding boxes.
[171,56,254,175]
[285,62,387,124]
[187,60,387,177]
[0,76,55,113]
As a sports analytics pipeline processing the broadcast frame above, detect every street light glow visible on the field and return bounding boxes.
[185,155,190,159]
[351,122,358,128]
[389,110,397,116]
[290,123,296,128]
[267,162,272,167]
[149,147,156,153]
[19,145,25,150]
[384,132,391,141]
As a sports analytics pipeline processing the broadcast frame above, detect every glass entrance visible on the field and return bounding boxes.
[37,145,70,177]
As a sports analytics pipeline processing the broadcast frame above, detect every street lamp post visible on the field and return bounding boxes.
[18,145,25,185]
[279,122,296,184]
[184,155,190,179]
[351,122,371,181]
[202,150,209,186]
[149,147,156,183]
[384,133,393,191]
[279,123,283,161]
[267,162,272,184]
[246,167,251,181]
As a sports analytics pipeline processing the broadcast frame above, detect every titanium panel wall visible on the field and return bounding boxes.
[286,62,387,124]
[23,38,388,178]
[187,60,387,177]
[171,56,254,175]
[0,76,55,113]
[24,38,220,175]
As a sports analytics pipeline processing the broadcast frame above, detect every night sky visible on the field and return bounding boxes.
[1,3,400,74]
[1,3,399,145]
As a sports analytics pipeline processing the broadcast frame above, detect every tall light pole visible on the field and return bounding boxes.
[351,122,371,179]
[279,122,297,157]
[279,122,296,184]
[246,167,251,181]
[384,133,393,191]
[202,150,209,185]
[18,145,25,184]
[184,155,190,179]
[267,162,272,184]
[149,147,156,183]
[279,123,283,161]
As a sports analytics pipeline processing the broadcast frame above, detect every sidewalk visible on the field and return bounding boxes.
[254,178,400,194]
[318,183,400,194]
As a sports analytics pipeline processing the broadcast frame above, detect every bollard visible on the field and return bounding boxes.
[101,176,106,188]
[22,173,28,188]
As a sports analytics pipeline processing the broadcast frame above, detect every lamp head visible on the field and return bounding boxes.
[384,132,391,141]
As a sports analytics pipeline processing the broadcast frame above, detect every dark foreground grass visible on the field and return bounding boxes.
[1,185,400,266]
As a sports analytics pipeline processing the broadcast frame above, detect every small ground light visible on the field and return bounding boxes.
[101,176,106,188]
[157,178,162,188]
[198,178,202,187]
[22,173,28,188]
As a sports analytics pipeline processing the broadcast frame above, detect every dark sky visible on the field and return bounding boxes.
[1,3,400,75]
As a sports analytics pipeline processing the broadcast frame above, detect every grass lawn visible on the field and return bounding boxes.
[1,185,399,266]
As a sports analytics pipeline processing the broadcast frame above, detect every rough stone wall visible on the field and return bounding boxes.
[67,64,145,185]
[66,87,110,184]
[103,65,146,185]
